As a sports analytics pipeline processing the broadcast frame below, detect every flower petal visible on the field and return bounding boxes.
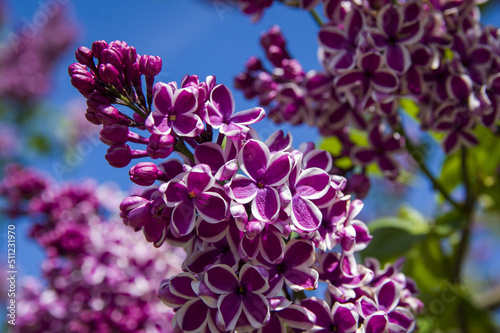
[228,175,259,204]
[173,114,204,137]
[295,168,331,199]
[176,299,210,332]
[205,264,240,294]
[217,293,243,331]
[372,70,399,93]
[187,164,215,194]
[240,140,270,181]
[265,153,292,186]
[153,82,174,114]
[252,187,280,221]
[284,267,319,291]
[231,107,266,125]
[385,44,411,74]
[171,201,196,237]
[242,293,270,328]
[173,88,198,115]
[210,84,235,121]
[291,196,322,232]
[195,192,228,223]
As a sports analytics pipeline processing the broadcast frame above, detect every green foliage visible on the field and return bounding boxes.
[439,126,500,210]
[363,205,430,262]
[362,201,498,332]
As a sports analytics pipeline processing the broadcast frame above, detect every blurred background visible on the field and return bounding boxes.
[1,0,500,331]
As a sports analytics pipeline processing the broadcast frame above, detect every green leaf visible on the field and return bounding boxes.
[400,98,419,120]
[433,210,465,237]
[364,206,430,262]
[350,128,368,147]
[28,134,51,154]
[319,136,342,156]
[439,149,463,194]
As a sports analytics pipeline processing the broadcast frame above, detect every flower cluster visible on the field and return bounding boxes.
[0,3,76,103]
[69,40,422,332]
[0,165,184,333]
[235,0,500,182]
[231,0,321,21]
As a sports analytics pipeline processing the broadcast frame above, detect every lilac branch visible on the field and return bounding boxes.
[395,124,462,210]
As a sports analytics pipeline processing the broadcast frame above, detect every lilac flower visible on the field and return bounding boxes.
[357,280,416,333]
[352,125,404,179]
[301,297,359,333]
[6,167,183,333]
[369,3,424,73]
[163,164,228,237]
[205,263,271,331]
[194,141,238,181]
[259,239,319,292]
[283,155,333,233]
[318,8,366,73]
[146,82,204,137]
[158,273,218,332]
[202,84,265,140]
[335,52,400,98]
[259,297,316,333]
[226,139,292,221]
[239,220,286,264]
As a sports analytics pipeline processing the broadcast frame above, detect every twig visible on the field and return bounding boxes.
[310,9,324,27]
[396,125,462,210]
[452,147,475,283]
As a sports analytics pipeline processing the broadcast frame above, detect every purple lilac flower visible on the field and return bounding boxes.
[1,166,183,333]
[235,0,500,191]
[68,41,422,331]
[0,3,76,103]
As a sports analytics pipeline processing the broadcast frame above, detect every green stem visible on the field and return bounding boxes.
[452,147,475,283]
[174,140,195,163]
[310,9,324,26]
[293,290,307,302]
[396,125,462,210]
[109,85,149,119]
[453,147,476,333]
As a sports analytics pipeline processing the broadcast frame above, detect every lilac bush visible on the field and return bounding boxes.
[231,1,500,331]
[0,165,183,333]
[0,3,76,103]
[234,0,499,182]
[66,40,423,332]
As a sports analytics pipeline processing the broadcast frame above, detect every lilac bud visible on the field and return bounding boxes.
[345,173,371,199]
[133,113,147,128]
[95,105,123,125]
[129,162,159,186]
[91,40,109,62]
[75,46,93,66]
[70,73,94,92]
[86,91,111,112]
[245,56,263,71]
[101,47,122,67]
[147,133,174,159]
[267,45,287,67]
[121,46,137,66]
[139,55,162,77]
[261,25,285,49]
[85,108,101,125]
[119,195,151,227]
[98,63,119,83]
[181,74,200,88]
[68,62,88,76]
[105,144,132,168]
[100,124,130,145]
[109,40,128,50]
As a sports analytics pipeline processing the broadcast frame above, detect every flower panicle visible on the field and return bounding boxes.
[67,39,422,332]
